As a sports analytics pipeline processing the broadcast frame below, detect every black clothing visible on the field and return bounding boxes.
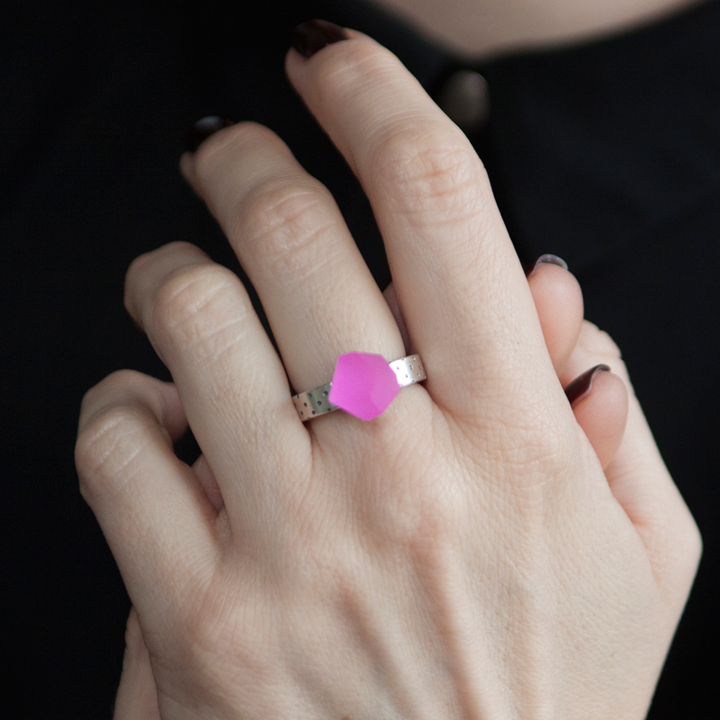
[3,0,718,716]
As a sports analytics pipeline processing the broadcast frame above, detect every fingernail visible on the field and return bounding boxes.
[527,254,569,277]
[185,116,234,153]
[292,20,348,58]
[564,364,611,406]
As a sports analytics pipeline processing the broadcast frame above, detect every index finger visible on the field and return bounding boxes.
[286,24,554,418]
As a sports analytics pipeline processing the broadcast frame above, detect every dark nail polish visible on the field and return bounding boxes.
[185,116,234,153]
[292,20,348,58]
[564,364,611,406]
[527,254,569,276]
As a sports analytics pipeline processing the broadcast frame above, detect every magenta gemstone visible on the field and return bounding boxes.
[328,352,400,421]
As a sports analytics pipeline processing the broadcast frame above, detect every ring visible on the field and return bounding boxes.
[293,352,427,422]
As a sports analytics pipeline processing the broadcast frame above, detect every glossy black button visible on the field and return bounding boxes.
[437,69,490,130]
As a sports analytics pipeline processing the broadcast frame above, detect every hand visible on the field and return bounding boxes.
[104,254,632,720]
[108,262,631,720]
[76,22,700,719]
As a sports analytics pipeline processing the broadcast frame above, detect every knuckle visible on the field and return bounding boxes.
[79,370,165,435]
[458,398,573,503]
[125,242,209,321]
[76,403,156,503]
[497,415,570,489]
[235,178,340,280]
[151,263,246,360]
[372,127,489,225]
[126,241,200,288]
[83,369,152,406]
[381,480,460,557]
[477,377,571,457]
[193,122,270,181]
[191,122,264,201]
[365,432,465,550]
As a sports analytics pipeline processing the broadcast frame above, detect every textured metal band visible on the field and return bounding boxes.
[292,355,426,422]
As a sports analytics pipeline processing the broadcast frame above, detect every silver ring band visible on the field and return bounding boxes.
[293,354,426,422]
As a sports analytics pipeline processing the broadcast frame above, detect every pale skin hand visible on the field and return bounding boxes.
[372,0,705,57]
[110,268,633,719]
[76,28,700,720]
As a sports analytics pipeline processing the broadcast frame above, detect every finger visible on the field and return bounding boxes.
[75,370,218,629]
[124,241,308,512]
[526,255,584,373]
[114,608,161,720]
[387,252,614,468]
[385,253,584,372]
[286,25,554,417]
[181,121,403,396]
[564,365,628,470]
[566,322,701,600]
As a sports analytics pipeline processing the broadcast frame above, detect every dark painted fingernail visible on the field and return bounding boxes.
[564,364,611,406]
[527,254,569,276]
[292,20,348,58]
[185,116,234,153]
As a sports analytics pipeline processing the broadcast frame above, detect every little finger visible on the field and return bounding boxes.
[75,370,218,630]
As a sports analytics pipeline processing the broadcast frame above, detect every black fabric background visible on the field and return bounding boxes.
[2,0,718,717]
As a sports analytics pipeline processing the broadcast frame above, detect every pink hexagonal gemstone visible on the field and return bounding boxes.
[328,352,400,421]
